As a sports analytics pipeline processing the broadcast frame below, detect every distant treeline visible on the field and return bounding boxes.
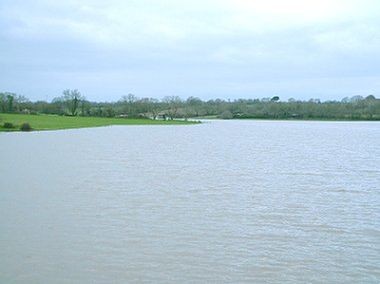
[1,90,380,120]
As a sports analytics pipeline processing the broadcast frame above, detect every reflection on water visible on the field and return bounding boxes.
[1,120,379,283]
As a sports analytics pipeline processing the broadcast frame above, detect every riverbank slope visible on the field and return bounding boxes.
[0,113,197,132]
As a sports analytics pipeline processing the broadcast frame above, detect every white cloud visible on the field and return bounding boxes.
[2,0,380,46]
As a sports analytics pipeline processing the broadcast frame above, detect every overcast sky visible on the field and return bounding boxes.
[1,0,380,101]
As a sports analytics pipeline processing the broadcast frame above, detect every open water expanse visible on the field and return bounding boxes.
[1,120,379,283]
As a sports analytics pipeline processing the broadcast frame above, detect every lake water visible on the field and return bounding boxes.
[1,120,380,283]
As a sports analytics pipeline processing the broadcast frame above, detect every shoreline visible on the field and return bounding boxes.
[0,113,199,132]
[195,116,380,122]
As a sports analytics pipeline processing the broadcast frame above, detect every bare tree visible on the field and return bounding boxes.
[119,93,137,116]
[162,96,182,120]
[147,98,160,119]
[62,89,84,116]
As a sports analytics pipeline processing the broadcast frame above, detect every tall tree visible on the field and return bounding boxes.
[119,93,137,116]
[6,93,14,112]
[62,89,84,116]
[186,96,203,117]
[0,93,7,112]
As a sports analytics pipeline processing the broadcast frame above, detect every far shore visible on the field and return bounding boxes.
[195,115,380,122]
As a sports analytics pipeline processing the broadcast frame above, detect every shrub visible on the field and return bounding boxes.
[20,122,32,131]
[219,110,233,119]
[3,122,14,129]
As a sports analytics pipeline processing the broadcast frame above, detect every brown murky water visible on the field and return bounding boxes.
[1,120,379,283]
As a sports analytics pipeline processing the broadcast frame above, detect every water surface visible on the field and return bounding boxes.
[1,120,379,283]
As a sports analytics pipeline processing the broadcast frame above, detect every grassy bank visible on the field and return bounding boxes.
[0,113,197,132]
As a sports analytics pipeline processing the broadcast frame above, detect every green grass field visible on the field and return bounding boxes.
[0,113,197,132]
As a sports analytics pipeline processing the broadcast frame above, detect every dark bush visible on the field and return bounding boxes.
[3,122,14,129]
[20,122,32,131]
